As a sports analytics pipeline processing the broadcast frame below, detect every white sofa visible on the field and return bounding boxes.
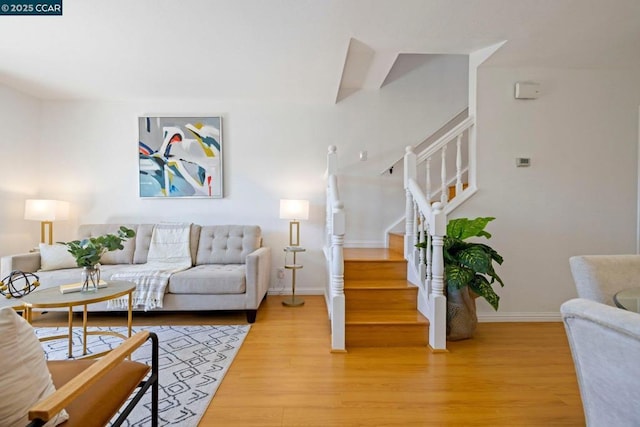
[569,255,640,306]
[0,224,271,323]
[562,298,640,426]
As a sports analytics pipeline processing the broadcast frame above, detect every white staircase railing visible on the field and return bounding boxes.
[325,145,346,352]
[415,115,477,211]
[404,115,476,351]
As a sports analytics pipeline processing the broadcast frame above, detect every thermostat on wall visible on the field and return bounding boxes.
[514,82,541,99]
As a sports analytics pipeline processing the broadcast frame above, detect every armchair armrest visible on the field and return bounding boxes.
[1,252,41,277]
[27,331,159,427]
[245,246,271,308]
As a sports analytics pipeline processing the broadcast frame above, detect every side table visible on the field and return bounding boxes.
[283,246,305,307]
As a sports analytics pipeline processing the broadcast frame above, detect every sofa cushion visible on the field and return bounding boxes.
[39,243,77,271]
[196,225,261,265]
[77,224,137,265]
[168,264,246,294]
[132,224,154,264]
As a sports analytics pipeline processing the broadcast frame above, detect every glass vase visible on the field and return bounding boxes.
[81,266,100,292]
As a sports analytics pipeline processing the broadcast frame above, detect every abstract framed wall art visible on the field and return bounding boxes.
[138,116,223,198]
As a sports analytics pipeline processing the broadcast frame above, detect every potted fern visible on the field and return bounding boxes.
[418,216,505,340]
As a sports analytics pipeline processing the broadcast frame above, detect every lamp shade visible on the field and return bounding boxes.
[24,199,69,221]
[279,199,309,220]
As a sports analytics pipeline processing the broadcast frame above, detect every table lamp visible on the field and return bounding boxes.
[279,199,309,247]
[24,199,69,245]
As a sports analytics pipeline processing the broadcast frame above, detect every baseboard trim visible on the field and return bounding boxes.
[268,289,563,322]
[268,287,325,296]
[478,312,561,322]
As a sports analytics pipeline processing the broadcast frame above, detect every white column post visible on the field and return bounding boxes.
[429,202,447,351]
[330,201,345,352]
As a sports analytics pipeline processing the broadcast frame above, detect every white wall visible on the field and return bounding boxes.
[3,61,638,322]
[15,55,468,294]
[458,67,640,320]
[3,62,638,321]
[0,85,42,255]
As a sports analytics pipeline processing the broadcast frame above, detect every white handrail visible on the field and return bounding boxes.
[417,116,474,164]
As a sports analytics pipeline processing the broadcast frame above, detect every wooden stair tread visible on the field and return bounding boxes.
[344,248,404,261]
[345,279,416,289]
[347,310,428,325]
[343,238,428,348]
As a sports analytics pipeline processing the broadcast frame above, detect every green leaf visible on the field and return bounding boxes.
[447,217,495,240]
[58,227,136,268]
[457,245,493,274]
[445,264,475,290]
[486,263,505,288]
[472,243,503,265]
[469,275,500,310]
[441,217,505,311]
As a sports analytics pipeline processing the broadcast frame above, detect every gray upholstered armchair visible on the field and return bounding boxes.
[569,255,640,306]
[561,298,640,426]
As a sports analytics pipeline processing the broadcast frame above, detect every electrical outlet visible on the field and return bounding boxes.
[276,268,286,289]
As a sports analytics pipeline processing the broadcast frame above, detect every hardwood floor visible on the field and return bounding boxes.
[31,296,585,426]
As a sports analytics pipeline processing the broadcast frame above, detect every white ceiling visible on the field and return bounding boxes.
[0,0,638,103]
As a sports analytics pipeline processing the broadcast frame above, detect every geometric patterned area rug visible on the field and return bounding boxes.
[35,324,250,427]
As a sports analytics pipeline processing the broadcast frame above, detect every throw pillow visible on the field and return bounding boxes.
[0,307,69,426]
[39,243,77,271]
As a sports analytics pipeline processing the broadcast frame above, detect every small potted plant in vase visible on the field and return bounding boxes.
[61,226,136,292]
[418,216,505,340]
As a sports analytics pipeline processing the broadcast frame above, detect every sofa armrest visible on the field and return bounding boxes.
[1,252,41,277]
[245,246,271,308]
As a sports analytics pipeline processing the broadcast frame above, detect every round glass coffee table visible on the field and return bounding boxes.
[22,281,136,358]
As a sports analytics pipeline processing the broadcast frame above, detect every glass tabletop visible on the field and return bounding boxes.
[613,288,640,313]
[21,280,136,308]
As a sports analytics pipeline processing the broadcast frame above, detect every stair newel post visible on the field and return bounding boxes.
[330,201,346,352]
[326,146,337,243]
[404,146,417,259]
[429,202,447,351]
[327,145,338,175]
[455,134,463,198]
[440,145,448,205]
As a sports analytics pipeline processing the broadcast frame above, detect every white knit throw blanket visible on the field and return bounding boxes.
[108,223,193,311]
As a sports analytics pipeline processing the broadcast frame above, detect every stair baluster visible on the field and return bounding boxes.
[455,134,463,196]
